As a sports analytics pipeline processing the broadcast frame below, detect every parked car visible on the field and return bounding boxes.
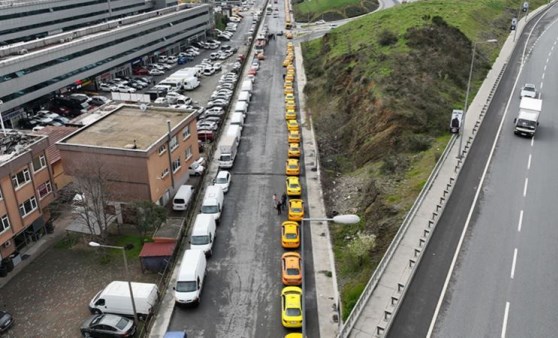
[80,314,136,338]
[99,83,117,92]
[90,96,110,106]
[203,67,216,76]
[116,85,136,93]
[213,170,231,193]
[149,68,165,76]
[133,67,149,75]
[188,161,205,176]
[0,310,14,333]
[281,286,303,328]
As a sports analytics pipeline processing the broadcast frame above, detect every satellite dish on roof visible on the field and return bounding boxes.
[139,104,147,111]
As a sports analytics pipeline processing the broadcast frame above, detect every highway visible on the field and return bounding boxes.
[167,2,319,337]
[388,6,558,338]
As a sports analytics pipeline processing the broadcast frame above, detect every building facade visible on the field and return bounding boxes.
[0,131,56,261]
[57,104,199,207]
[0,3,211,125]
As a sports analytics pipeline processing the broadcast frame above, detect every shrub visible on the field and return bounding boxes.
[378,30,398,46]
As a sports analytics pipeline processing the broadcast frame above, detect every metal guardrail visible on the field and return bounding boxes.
[337,134,457,338]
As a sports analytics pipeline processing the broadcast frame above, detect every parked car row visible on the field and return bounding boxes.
[279,41,306,334]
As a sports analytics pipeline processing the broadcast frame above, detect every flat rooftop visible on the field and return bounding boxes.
[63,105,192,150]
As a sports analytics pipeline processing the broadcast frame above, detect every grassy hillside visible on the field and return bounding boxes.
[293,0,378,22]
[302,0,547,319]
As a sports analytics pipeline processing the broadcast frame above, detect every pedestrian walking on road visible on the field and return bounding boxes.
[276,200,282,215]
[273,193,278,205]
[281,193,287,211]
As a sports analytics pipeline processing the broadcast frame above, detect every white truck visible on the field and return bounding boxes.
[172,67,200,79]
[218,135,238,168]
[89,281,159,319]
[513,97,542,137]
[159,77,184,92]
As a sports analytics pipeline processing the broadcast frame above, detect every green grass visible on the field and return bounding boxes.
[296,0,361,15]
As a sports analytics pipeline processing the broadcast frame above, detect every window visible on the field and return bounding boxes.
[159,144,167,155]
[32,155,47,172]
[170,135,178,151]
[161,168,170,179]
[185,146,192,161]
[182,125,191,140]
[12,168,31,189]
[37,181,52,199]
[19,197,38,217]
[0,215,10,233]
[172,157,181,173]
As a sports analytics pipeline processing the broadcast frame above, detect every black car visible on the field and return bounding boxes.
[0,311,14,333]
[81,314,135,338]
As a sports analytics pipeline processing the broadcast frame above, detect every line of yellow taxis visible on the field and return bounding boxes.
[281,41,304,338]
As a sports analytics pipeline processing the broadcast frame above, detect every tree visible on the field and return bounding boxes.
[130,200,168,240]
[72,158,116,240]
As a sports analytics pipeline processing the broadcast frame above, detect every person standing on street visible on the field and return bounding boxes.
[276,200,282,215]
[281,193,287,211]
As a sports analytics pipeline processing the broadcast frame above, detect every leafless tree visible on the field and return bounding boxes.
[72,158,117,240]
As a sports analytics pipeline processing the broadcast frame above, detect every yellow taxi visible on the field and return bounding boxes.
[285,108,297,120]
[288,143,301,158]
[284,80,293,89]
[287,41,294,48]
[281,221,300,249]
[284,86,294,95]
[287,119,299,132]
[288,199,304,221]
[286,31,293,39]
[283,58,292,67]
[281,252,302,286]
[286,176,301,196]
[285,94,295,103]
[281,286,303,328]
[288,130,301,143]
[286,101,296,111]
[286,158,300,175]
[287,64,295,71]
[285,334,302,338]
[285,74,295,83]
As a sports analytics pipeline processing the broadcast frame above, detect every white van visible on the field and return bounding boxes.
[231,112,245,127]
[173,185,194,211]
[190,214,217,256]
[201,185,224,221]
[89,281,159,319]
[174,249,207,305]
[234,101,248,116]
[241,79,253,93]
[238,90,251,103]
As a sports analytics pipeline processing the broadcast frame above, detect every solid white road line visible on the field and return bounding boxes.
[510,248,518,279]
[518,210,523,232]
[527,154,532,169]
[501,302,510,338]
[523,178,529,197]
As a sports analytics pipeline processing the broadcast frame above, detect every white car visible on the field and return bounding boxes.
[99,83,117,92]
[116,85,136,93]
[149,68,165,75]
[520,83,537,98]
[188,161,205,176]
[203,68,216,76]
[213,170,231,193]
[154,97,169,105]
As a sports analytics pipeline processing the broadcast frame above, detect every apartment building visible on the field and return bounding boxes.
[57,104,199,207]
[0,131,56,260]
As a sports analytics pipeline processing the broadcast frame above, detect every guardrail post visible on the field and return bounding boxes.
[432,212,438,220]
[409,259,415,267]
[440,197,445,204]
[450,177,455,184]
[384,310,392,320]
[436,204,441,212]
[419,238,425,246]
[391,296,398,305]
[424,229,430,237]
[377,326,385,335]
[397,283,405,292]
[414,248,421,257]
[428,220,434,228]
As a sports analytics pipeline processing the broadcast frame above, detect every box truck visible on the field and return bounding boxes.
[217,135,238,168]
[89,281,159,319]
[513,97,542,137]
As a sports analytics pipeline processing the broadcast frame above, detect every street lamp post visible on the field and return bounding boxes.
[457,39,498,159]
[300,214,360,337]
[88,241,139,325]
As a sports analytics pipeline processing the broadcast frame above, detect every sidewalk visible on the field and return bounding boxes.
[294,42,341,337]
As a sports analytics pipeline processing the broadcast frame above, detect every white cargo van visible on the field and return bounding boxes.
[241,79,253,93]
[173,185,195,211]
[89,281,159,319]
[174,249,207,305]
[190,214,217,256]
[230,112,245,127]
[234,101,248,116]
[200,185,224,221]
[238,90,251,102]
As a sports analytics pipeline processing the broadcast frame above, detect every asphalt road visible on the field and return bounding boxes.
[388,6,558,338]
[168,3,319,337]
